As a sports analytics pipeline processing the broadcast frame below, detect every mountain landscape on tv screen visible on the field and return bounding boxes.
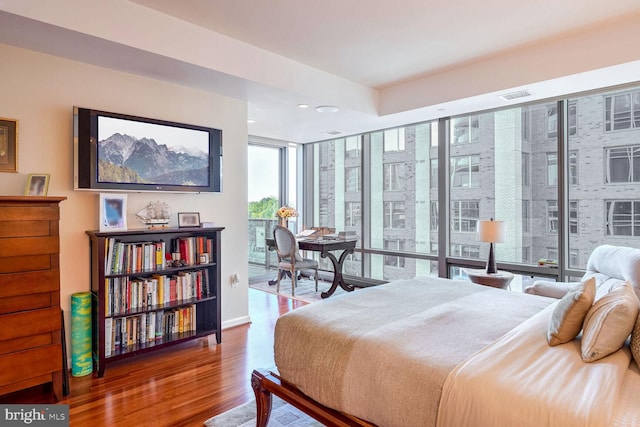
[97,133,209,186]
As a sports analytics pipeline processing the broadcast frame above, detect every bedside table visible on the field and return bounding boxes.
[463,268,514,290]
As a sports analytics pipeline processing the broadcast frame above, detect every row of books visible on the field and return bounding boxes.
[104,305,196,357]
[105,270,210,316]
[104,236,214,275]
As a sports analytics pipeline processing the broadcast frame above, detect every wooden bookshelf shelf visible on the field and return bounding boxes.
[87,227,224,377]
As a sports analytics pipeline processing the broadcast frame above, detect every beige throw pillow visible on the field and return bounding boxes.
[631,311,640,369]
[581,282,639,363]
[547,278,595,346]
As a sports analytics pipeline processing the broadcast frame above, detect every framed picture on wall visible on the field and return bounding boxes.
[24,173,50,196]
[0,118,18,172]
[99,193,128,232]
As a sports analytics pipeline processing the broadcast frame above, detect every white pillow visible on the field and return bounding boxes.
[547,278,595,346]
[581,282,639,363]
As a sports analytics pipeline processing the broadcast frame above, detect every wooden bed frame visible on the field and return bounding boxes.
[251,369,376,427]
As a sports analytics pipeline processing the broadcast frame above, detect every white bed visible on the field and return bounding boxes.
[253,276,640,427]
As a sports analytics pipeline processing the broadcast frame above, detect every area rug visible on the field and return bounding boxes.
[204,396,322,427]
[249,276,349,303]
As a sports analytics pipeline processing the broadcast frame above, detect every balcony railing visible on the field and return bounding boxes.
[248,218,279,268]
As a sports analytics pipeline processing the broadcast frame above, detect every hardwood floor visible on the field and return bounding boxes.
[0,288,306,426]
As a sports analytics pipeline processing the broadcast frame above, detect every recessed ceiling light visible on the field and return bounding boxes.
[247,119,255,124]
[297,104,309,109]
[316,106,339,113]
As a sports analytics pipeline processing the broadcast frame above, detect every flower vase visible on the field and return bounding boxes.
[279,217,288,228]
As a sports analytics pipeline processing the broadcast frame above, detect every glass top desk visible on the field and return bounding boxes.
[265,237,357,298]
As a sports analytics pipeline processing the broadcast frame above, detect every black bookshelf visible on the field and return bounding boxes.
[87,227,224,377]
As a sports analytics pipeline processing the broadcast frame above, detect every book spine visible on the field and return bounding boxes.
[104,318,112,357]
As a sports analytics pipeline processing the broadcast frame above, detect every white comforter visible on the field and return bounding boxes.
[437,302,637,427]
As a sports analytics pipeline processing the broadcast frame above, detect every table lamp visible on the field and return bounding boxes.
[478,218,506,274]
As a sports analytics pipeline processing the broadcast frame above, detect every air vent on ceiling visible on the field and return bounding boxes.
[327,130,344,136]
[499,90,532,101]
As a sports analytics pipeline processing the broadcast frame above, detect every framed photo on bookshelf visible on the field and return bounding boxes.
[24,173,50,196]
[178,212,200,228]
[99,193,128,232]
[0,118,18,172]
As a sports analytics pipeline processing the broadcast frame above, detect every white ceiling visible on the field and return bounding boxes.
[1,0,640,143]
[130,0,640,88]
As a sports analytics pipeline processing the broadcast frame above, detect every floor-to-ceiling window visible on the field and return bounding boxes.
[311,136,363,276]
[308,124,438,281]
[248,143,300,279]
[447,103,559,289]
[304,83,640,287]
[567,88,640,270]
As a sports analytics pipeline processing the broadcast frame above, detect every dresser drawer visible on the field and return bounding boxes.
[0,307,60,340]
[0,270,58,298]
[0,220,51,238]
[0,344,62,385]
[0,333,53,356]
[0,293,52,315]
[0,255,52,274]
[0,236,59,258]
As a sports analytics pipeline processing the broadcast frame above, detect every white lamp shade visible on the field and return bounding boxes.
[478,219,506,243]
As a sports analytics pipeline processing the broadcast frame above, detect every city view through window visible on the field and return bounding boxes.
[249,86,640,286]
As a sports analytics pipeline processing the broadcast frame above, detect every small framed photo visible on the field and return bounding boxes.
[24,173,50,196]
[99,193,128,232]
[178,212,200,228]
[0,118,18,172]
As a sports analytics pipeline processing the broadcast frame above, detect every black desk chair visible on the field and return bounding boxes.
[273,225,318,297]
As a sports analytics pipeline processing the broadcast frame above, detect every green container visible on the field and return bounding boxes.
[71,292,93,377]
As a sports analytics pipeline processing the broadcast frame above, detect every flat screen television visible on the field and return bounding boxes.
[74,107,222,193]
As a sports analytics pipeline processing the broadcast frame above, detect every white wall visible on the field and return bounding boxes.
[0,43,250,357]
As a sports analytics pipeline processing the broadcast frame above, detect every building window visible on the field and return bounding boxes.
[345,202,361,227]
[605,200,640,236]
[451,115,479,144]
[547,106,558,138]
[569,249,579,267]
[430,201,438,230]
[605,146,640,183]
[430,242,438,254]
[451,155,480,188]
[548,200,558,233]
[569,151,578,185]
[547,248,559,261]
[383,163,405,191]
[451,200,479,232]
[450,244,480,259]
[522,153,530,186]
[521,109,530,141]
[546,152,576,185]
[605,91,640,131]
[430,158,438,189]
[345,167,360,192]
[547,153,557,186]
[384,240,405,268]
[522,200,530,233]
[384,202,405,229]
[568,102,577,136]
[383,128,405,152]
[547,103,577,138]
[522,247,530,263]
[345,136,361,158]
[569,200,578,235]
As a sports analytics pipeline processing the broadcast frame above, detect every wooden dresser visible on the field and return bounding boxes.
[0,196,66,401]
